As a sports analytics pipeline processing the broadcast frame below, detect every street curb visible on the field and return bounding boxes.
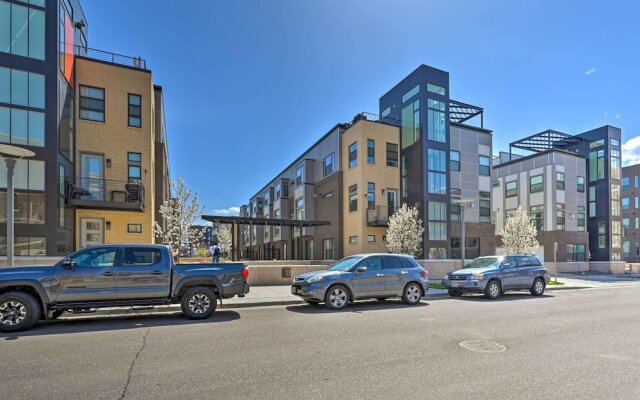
[546,286,593,291]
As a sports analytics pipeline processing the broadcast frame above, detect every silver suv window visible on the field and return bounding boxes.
[383,255,404,269]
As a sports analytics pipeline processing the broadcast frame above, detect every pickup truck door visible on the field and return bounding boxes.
[51,247,120,303]
[116,247,171,299]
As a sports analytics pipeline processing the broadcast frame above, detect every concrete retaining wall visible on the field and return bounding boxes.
[545,262,590,274]
[0,256,61,267]
[590,261,626,275]
[628,264,640,273]
[416,260,462,279]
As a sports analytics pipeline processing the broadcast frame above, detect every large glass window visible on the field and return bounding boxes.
[349,184,357,212]
[401,155,408,198]
[567,244,587,262]
[589,186,596,217]
[530,205,544,232]
[128,94,141,127]
[622,177,630,190]
[79,86,105,122]
[427,98,446,143]
[589,150,605,182]
[506,181,518,198]
[611,184,621,216]
[428,201,447,240]
[479,156,490,176]
[367,182,375,210]
[611,149,621,180]
[323,153,334,177]
[427,83,446,96]
[348,142,357,168]
[402,84,419,103]
[427,149,447,195]
[0,67,44,109]
[0,1,45,60]
[612,220,621,249]
[401,100,420,149]
[598,221,606,249]
[367,139,374,164]
[530,175,543,193]
[450,150,460,171]
[386,143,398,167]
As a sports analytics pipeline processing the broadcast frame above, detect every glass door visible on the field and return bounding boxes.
[81,218,104,247]
[81,154,104,200]
[387,189,398,218]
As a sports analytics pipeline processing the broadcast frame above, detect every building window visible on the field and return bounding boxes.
[323,153,334,177]
[479,199,491,223]
[479,156,490,176]
[0,236,46,256]
[79,86,105,122]
[127,224,142,233]
[401,100,420,149]
[637,240,640,257]
[530,205,544,232]
[588,150,605,182]
[556,172,565,190]
[427,149,447,195]
[323,239,334,259]
[348,142,357,168]
[429,248,447,259]
[577,206,586,232]
[612,220,622,249]
[556,203,565,230]
[349,184,357,212]
[530,175,543,193]
[0,68,45,147]
[428,201,447,240]
[295,197,304,220]
[367,139,375,164]
[349,236,358,244]
[626,241,633,258]
[450,199,461,221]
[275,183,281,199]
[505,181,518,198]
[450,150,460,172]
[381,107,391,118]
[611,150,621,180]
[598,221,606,249]
[567,244,587,262]
[427,83,446,96]
[577,176,585,193]
[386,143,398,167]
[622,177,630,190]
[128,94,141,127]
[0,67,45,108]
[611,184,620,216]
[589,186,596,217]
[636,197,639,209]
[128,152,141,181]
[367,235,376,243]
[427,98,446,143]
[611,138,620,147]
[636,176,639,188]
[0,1,45,60]
[295,164,304,185]
[623,198,630,210]
[367,182,375,211]
[623,218,630,231]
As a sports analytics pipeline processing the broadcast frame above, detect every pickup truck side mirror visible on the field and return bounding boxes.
[355,266,368,274]
[62,257,75,269]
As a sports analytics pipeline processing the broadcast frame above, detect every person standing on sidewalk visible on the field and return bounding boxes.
[209,243,221,263]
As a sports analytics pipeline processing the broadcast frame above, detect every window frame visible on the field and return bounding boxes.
[127,93,141,128]
[450,150,460,172]
[127,224,142,233]
[79,85,105,122]
[530,174,544,193]
[367,139,375,164]
[479,155,490,176]
[348,142,358,168]
[386,142,398,167]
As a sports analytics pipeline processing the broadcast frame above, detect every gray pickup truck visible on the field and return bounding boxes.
[0,244,250,332]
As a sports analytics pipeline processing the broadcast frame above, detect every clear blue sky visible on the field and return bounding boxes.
[83,0,640,215]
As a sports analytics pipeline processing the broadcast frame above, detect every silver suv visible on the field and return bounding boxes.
[291,254,429,310]
[442,255,550,299]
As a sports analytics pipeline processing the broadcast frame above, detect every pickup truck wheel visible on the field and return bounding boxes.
[530,278,546,296]
[401,282,423,305]
[0,292,41,332]
[484,280,502,300]
[181,287,217,319]
[324,285,349,310]
[448,289,463,297]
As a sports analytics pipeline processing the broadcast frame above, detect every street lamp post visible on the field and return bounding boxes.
[453,198,475,268]
[0,145,35,266]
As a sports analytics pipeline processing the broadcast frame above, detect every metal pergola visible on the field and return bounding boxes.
[448,99,484,128]
[201,215,330,261]
[509,129,586,158]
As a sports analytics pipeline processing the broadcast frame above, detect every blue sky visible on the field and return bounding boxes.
[83,0,640,215]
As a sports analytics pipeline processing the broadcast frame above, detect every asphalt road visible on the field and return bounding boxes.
[2,287,640,400]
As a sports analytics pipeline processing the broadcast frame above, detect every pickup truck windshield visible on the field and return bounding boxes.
[464,257,501,269]
[329,256,364,271]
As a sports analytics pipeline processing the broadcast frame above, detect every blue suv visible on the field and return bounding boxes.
[442,255,550,299]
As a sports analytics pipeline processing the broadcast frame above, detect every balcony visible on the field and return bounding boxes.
[66,178,145,211]
[367,206,394,227]
[74,45,148,70]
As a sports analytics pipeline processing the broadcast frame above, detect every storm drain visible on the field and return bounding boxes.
[458,339,507,353]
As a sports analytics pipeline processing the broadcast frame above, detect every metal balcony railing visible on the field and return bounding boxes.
[350,112,400,127]
[367,205,395,226]
[66,177,145,211]
[73,44,147,69]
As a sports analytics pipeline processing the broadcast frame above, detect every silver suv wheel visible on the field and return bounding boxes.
[329,288,347,309]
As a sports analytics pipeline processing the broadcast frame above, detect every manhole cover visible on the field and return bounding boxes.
[458,339,507,353]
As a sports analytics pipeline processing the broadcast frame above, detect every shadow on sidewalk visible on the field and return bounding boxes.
[286,299,429,314]
[1,310,240,340]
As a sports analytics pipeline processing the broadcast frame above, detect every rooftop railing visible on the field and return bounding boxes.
[350,112,400,127]
[74,44,148,70]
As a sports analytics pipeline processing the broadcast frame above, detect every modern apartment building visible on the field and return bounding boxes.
[0,0,170,256]
[495,126,622,261]
[379,65,495,259]
[493,149,589,261]
[621,164,640,262]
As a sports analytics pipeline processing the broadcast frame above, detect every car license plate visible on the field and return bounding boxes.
[291,286,298,294]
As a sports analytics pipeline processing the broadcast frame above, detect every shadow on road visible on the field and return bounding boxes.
[427,293,554,302]
[0,310,241,340]
[286,299,429,314]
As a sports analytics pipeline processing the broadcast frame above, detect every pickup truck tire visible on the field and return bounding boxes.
[484,280,502,300]
[0,291,42,332]
[530,278,546,296]
[181,286,217,319]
